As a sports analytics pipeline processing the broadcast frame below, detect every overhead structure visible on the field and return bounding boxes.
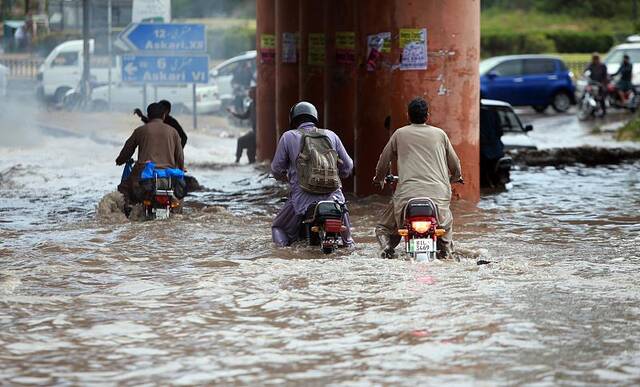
[255,0,480,201]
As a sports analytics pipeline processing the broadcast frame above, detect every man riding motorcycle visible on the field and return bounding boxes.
[611,54,633,106]
[116,102,185,212]
[585,53,609,116]
[271,101,354,247]
[373,97,462,259]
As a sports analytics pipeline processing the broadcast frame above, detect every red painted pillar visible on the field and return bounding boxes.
[354,0,394,196]
[256,0,277,161]
[298,0,326,121]
[324,0,357,192]
[390,0,480,201]
[275,0,300,137]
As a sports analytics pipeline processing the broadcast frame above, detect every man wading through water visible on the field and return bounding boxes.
[373,97,462,259]
[227,86,256,164]
[117,103,185,213]
[271,101,354,247]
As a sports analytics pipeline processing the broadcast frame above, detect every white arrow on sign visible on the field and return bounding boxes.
[116,23,138,52]
[124,62,138,77]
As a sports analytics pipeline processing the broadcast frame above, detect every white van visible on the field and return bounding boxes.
[37,39,116,102]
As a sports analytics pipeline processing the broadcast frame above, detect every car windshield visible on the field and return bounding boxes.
[495,107,524,133]
[604,48,640,65]
[480,57,505,75]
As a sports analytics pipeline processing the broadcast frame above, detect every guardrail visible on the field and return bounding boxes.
[0,55,43,79]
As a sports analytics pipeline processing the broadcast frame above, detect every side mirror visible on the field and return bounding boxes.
[487,72,498,80]
[524,124,533,132]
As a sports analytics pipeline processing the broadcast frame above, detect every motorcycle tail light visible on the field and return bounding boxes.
[411,221,431,234]
[155,195,170,206]
[324,219,343,233]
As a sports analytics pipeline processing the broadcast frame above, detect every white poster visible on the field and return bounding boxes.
[400,28,427,71]
[132,0,172,23]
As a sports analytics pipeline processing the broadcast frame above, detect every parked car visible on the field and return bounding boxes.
[36,39,118,103]
[576,42,640,96]
[481,99,536,151]
[0,64,7,98]
[480,55,576,113]
[209,50,256,108]
[90,82,221,114]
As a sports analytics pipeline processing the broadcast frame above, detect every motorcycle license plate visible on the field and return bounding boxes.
[409,238,435,253]
[154,208,169,220]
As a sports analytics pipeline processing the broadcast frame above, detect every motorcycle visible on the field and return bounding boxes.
[384,175,455,262]
[577,81,605,121]
[606,81,640,112]
[121,160,184,220]
[301,200,348,254]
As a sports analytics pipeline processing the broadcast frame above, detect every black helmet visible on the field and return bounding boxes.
[289,101,319,128]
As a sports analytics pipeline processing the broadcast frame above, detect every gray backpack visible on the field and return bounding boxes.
[296,128,341,194]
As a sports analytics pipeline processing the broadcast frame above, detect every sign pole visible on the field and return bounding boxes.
[143,84,147,110]
[107,0,112,110]
[192,83,197,129]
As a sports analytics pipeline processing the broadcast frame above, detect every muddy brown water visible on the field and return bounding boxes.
[1,131,639,385]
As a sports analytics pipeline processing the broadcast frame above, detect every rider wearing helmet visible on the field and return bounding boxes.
[271,101,354,247]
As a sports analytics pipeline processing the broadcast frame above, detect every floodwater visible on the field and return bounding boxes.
[1,117,640,385]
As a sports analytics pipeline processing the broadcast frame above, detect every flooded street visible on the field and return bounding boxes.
[1,108,640,385]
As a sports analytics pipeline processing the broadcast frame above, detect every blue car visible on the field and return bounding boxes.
[480,55,576,113]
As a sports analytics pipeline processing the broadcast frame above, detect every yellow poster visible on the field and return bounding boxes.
[399,28,425,48]
[261,34,276,49]
[336,31,355,50]
[308,33,326,66]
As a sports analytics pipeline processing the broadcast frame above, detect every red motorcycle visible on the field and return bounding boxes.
[384,176,448,262]
[606,81,640,112]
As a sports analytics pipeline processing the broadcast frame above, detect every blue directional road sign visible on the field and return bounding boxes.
[122,55,209,84]
[119,23,206,52]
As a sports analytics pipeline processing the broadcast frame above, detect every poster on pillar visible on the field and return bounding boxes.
[282,32,299,64]
[308,33,326,66]
[260,34,276,64]
[336,32,356,65]
[366,32,391,71]
[399,28,428,71]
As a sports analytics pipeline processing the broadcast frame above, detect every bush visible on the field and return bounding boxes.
[207,26,255,60]
[481,32,556,56]
[546,31,614,53]
[481,30,617,57]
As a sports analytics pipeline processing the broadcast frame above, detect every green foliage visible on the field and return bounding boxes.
[172,0,254,18]
[481,32,556,57]
[617,115,640,141]
[207,25,255,60]
[482,0,634,19]
[545,31,615,54]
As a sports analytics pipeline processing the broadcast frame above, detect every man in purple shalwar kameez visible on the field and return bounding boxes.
[271,101,355,247]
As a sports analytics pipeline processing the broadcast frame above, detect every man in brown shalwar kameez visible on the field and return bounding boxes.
[116,103,184,209]
[373,97,462,259]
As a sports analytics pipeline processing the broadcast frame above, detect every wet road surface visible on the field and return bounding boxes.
[1,107,640,385]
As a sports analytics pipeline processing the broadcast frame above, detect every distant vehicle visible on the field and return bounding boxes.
[480,55,576,113]
[209,50,256,108]
[0,63,7,98]
[36,39,118,103]
[481,99,536,151]
[91,82,221,114]
[576,42,640,96]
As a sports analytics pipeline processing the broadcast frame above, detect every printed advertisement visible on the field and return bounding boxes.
[336,31,355,65]
[260,33,276,64]
[366,32,391,71]
[282,32,299,64]
[399,28,427,70]
[308,33,326,66]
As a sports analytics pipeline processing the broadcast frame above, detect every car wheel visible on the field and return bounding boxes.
[53,87,71,104]
[552,92,571,113]
[532,105,547,113]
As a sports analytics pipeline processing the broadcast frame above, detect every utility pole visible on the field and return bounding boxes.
[107,0,112,110]
[81,0,91,101]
